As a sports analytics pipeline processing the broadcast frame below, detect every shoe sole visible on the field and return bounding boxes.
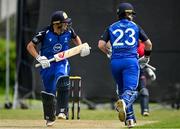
[116,100,126,122]
[58,116,66,120]
[57,114,66,120]
[46,121,55,127]
[57,113,66,120]
[143,112,149,116]
[128,124,135,128]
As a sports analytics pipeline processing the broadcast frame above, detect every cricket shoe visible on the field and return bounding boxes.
[125,119,136,128]
[142,111,149,116]
[115,99,126,122]
[46,120,55,127]
[57,113,67,120]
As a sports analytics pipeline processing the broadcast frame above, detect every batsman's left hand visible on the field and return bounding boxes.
[139,56,150,69]
[80,45,90,57]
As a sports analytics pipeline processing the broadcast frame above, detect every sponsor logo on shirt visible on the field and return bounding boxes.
[64,37,68,43]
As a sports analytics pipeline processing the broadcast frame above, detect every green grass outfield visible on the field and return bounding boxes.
[1,102,180,128]
[0,88,180,128]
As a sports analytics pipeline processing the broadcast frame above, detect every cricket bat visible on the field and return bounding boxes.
[35,43,90,68]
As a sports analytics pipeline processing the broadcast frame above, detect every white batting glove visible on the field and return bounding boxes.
[36,55,50,69]
[106,46,112,59]
[146,67,156,81]
[139,56,150,69]
[80,45,90,57]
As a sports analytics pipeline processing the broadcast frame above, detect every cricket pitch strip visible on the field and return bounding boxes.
[0,119,156,129]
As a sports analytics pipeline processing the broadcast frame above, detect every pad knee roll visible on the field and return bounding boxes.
[139,88,149,96]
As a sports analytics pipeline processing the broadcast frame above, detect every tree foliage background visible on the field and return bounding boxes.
[0,15,16,88]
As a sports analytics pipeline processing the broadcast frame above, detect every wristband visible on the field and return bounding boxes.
[144,50,151,57]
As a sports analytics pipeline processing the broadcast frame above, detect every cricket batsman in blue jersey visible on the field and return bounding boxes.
[26,10,90,126]
[98,3,152,128]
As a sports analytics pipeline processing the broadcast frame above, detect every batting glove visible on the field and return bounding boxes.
[80,45,90,57]
[139,56,150,69]
[146,67,156,81]
[106,46,112,59]
[36,55,50,69]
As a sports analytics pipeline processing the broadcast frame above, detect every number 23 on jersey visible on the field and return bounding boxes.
[112,28,136,47]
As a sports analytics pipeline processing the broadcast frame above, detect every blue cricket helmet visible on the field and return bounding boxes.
[51,11,71,24]
[117,3,136,16]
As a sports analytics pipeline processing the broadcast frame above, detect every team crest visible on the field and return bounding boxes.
[53,43,62,52]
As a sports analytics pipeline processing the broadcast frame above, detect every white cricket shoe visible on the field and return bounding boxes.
[143,111,150,116]
[46,120,55,127]
[115,99,126,122]
[125,119,136,128]
[57,113,66,120]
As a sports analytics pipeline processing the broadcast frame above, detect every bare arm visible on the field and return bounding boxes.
[144,39,152,51]
[98,40,109,54]
[26,41,39,58]
[72,36,82,45]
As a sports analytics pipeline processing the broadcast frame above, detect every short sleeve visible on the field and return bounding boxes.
[31,27,48,44]
[100,27,110,42]
[138,26,149,42]
[69,27,77,39]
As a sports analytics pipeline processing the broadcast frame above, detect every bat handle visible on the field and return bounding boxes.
[35,58,55,68]
[146,64,156,71]
[35,63,41,68]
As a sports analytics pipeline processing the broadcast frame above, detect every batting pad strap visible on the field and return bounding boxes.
[121,90,138,108]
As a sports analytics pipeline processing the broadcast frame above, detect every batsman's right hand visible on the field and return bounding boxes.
[36,55,50,69]
[139,56,150,69]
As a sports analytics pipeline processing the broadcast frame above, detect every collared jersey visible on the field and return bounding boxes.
[32,26,77,59]
[100,19,148,59]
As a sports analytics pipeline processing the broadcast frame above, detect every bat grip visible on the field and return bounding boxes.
[35,58,55,68]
